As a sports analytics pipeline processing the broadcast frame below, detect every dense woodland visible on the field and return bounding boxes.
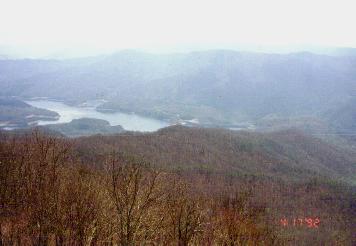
[1,127,355,245]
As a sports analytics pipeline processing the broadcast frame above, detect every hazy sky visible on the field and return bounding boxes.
[0,0,355,53]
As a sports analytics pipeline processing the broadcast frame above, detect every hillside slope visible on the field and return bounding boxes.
[1,127,355,244]
[74,126,356,184]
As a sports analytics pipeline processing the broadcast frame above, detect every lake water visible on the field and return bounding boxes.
[26,100,169,132]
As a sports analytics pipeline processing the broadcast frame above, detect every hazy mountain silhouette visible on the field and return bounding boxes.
[1,50,355,129]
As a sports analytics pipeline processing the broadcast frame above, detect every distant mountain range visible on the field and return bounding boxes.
[1,44,356,59]
[0,49,355,132]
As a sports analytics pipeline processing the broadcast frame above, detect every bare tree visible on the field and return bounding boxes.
[106,152,166,245]
[164,178,205,246]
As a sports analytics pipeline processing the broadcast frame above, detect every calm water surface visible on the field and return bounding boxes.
[26,100,169,132]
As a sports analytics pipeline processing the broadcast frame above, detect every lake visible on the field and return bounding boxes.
[26,100,169,132]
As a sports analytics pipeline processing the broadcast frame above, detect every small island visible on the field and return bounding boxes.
[41,118,125,137]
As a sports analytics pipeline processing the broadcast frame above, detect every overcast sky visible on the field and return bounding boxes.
[0,0,355,55]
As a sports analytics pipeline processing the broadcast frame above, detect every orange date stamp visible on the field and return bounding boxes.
[279,217,320,228]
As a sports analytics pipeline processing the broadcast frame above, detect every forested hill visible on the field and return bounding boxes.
[1,127,355,245]
[73,125,356,184]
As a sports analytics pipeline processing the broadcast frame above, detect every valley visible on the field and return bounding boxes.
[25,99,169,132]
[0,49,355,245]
[1,0,356,244]
[1,50,355,136]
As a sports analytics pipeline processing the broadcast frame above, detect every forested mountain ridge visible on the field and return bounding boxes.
[74,125,356,184]
[1,50,356,128]
[1,128,355,245]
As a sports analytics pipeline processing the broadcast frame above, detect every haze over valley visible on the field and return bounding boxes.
[1,49,356,138]
[1,0,356,245]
